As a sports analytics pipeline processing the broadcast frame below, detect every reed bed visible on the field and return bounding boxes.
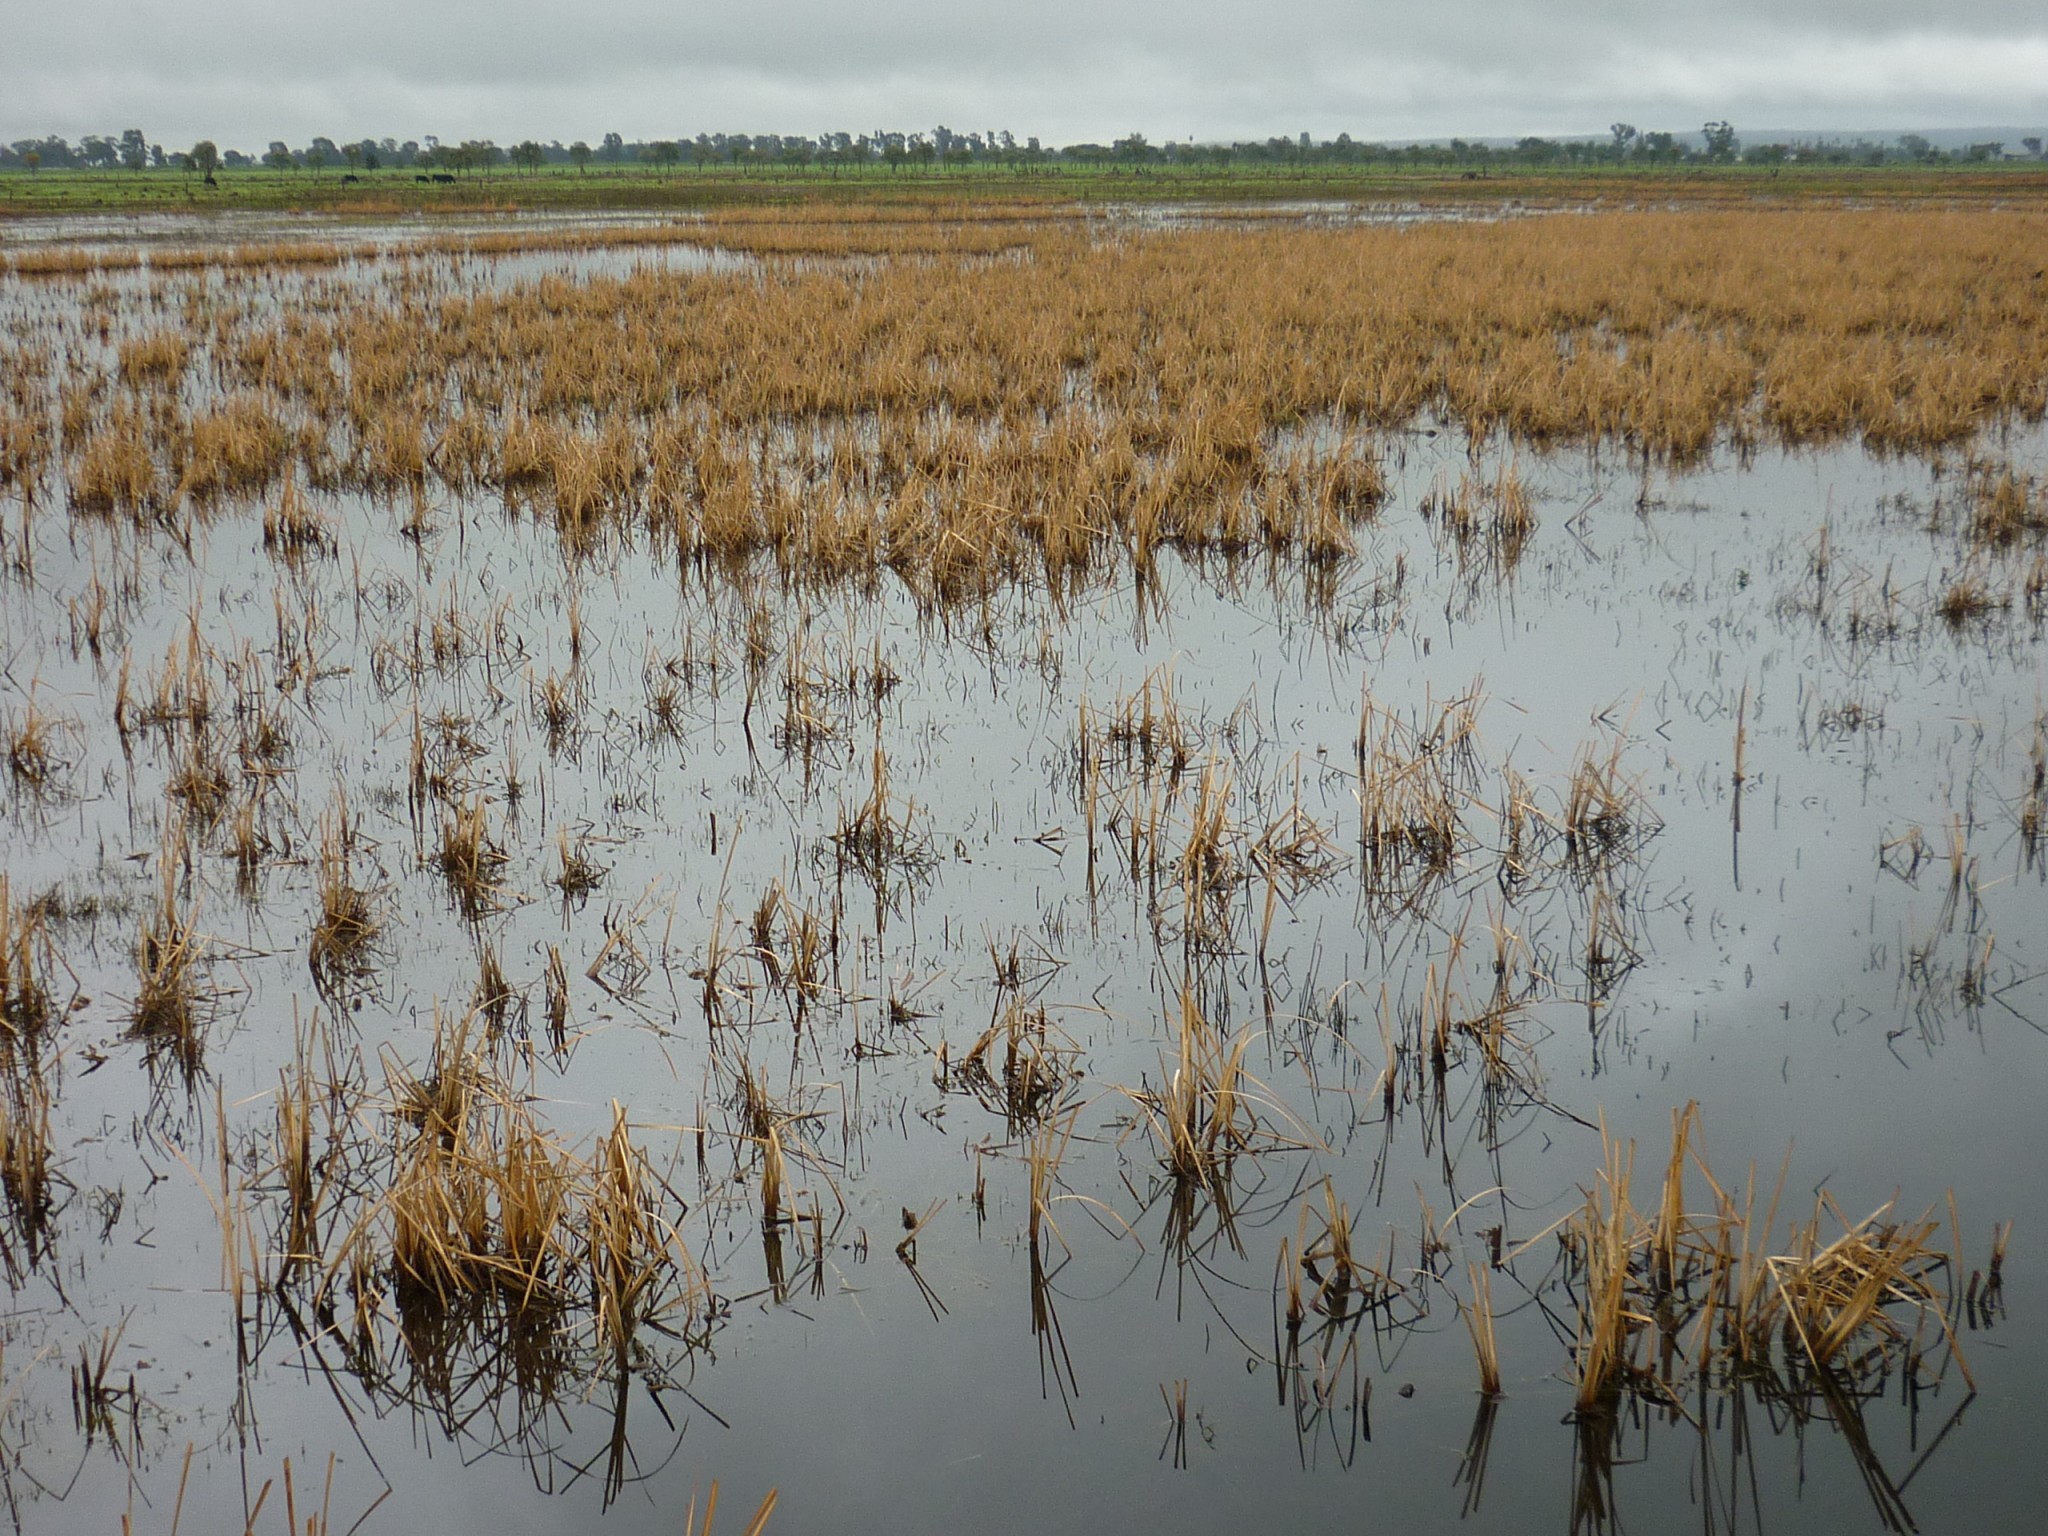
[5,208,2045,611]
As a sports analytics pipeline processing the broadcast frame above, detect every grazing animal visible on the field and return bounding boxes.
[432,173,456,185]
[415,174,432,183]
[339,173,360,185]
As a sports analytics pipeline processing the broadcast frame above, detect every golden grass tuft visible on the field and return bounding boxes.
[3,688,72,792]
[0,878,60,1043]
[14,204,2047,618]
[308,792,381,992]
[1555,1103,1979,1415]
[131,850,206,1072]
[0,1067,57,1254]
[437,795,509,920]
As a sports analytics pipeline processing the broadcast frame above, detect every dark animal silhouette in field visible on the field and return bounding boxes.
[339,174,360,185]
[432,173,457,185]
[415,174,432,183]
[203,173,218,188]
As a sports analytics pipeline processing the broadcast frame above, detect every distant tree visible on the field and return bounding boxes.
[359,141,381,171]
[643,139,681,173]
[1746,142,1788,164]
[457,140,504,174]
[191,140,219,179]
[1609,122,1637,157]
[511,140,545,175]
[600,131,624,163]
[1639,131,1679,162]
[23,140,53,168]
[21,150,39,173]
[119,128,148,170]
[306,146,328,175]
[1965,142,2005,162]
[569,140,592,173]
[1897,134,1932,161]
[342,142,363,172]
[2023,136,2043,158]
[264,142,294,173]
[1700,121,1738,161]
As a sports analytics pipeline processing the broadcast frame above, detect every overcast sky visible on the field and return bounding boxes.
[8,1,2046,149]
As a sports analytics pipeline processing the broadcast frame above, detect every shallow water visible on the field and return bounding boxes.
[0,255,2043,1535]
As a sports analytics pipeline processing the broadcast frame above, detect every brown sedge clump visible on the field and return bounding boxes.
[1553,1103,1980,1417]
[373,1009,704,1346]
[437,794,509,920]
[1937,569,2004,629]
[951,1000,1081,1133]
[0,877,62,1043]
[1963,458,2047,549]
[131,844,207,1072]
[0,1064,59,1257]
[308,790,381,993]
[553,826,607,900]
[260,479,334,564]
[4,688,73,792]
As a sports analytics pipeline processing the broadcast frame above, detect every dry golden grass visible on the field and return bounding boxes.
[1117,983,1306,1208]
[0,878,60,1044]
[1965,459,2048,548]
[308,792,381,991]
[678,1481,779,1536]
[12,205,2046,602]
[3,688,71,792]
[1550,1103,1975,1414]
[437,795,509,920]
[0,1067,56,1253]
[131,849,206,1070]
[1463,1262,1503,1398]
[302,1007,711,1353]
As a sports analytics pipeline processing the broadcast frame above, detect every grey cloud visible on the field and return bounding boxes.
[7,2,2045,146]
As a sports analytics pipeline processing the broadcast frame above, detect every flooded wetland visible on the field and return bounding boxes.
[0,200,2044,1533]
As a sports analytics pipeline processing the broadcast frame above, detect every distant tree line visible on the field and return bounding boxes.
[6,124,2044,175]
